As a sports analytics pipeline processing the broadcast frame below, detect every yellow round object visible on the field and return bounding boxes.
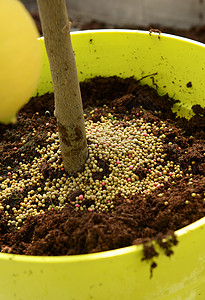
[0,0,42,124]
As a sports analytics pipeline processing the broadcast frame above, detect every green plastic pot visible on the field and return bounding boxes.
[0,30,205,300]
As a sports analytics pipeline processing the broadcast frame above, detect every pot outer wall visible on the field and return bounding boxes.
[0,30,205,300]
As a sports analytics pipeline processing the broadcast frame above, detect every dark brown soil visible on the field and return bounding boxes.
[0,76,204,256]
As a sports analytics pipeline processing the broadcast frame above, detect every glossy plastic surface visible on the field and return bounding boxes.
[0,30,205,300]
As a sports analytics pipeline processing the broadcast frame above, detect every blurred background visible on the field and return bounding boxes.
[21,0,205,43]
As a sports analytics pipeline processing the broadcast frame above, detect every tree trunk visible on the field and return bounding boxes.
[37,0,88,175]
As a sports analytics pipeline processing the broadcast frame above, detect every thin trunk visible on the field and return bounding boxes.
[37,0,88,175]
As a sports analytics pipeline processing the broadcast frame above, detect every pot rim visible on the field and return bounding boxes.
[39,28,205,48]
[67,28,205,47]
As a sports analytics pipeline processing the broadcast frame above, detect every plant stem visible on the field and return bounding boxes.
[37,0,88,175]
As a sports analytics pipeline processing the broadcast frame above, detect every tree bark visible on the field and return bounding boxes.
[37,0,88,175]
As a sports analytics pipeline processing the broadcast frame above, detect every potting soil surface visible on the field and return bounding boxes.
[0,76,204,256]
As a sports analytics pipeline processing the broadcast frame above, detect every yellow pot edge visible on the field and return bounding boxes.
[1,29,204,264]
